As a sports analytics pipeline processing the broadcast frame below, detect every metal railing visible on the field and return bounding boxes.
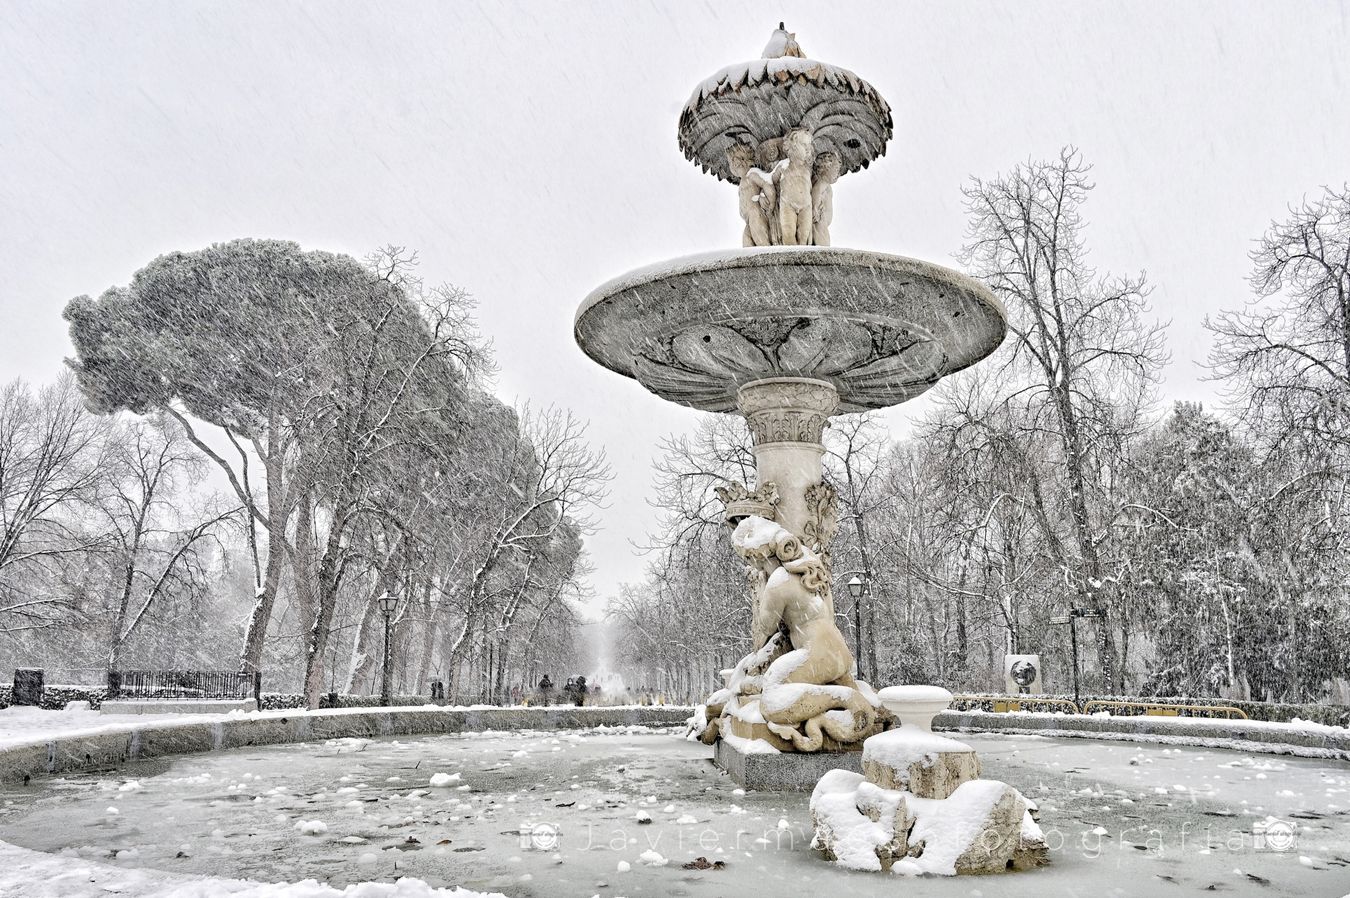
[107,669,261,702]
[950,694,1249,720]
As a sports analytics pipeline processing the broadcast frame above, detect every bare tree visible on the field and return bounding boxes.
[440,403,610,700]
[958,147,1167,692]
[825,412,893,681]
[0,375,109,632]
[100,419,239,670]
[1209,186,1350,455]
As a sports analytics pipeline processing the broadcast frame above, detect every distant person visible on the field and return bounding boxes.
[573,675,588,707]
[538,674,554,707]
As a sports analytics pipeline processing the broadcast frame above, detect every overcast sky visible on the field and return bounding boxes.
[2,1,1347,613]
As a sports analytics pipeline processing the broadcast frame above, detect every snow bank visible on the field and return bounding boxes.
[0,705,214,750]
[0,838,507,898]
[0,704,691,754]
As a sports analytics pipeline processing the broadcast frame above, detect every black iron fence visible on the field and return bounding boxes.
[107,669,261,702]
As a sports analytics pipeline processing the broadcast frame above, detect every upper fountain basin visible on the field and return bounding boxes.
[575,247,1007,413]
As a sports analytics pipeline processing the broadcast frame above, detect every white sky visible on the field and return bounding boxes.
[2,1,1347,615]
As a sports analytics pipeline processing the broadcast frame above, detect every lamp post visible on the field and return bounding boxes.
[1050,607,1100,706]
[847,575,866,680]
[378,591,398,707]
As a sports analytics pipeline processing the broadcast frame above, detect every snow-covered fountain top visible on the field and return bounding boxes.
[577,24,1005,415]
[678,25,893,184]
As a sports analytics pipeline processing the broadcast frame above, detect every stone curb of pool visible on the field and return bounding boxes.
[4,704,1347,787]
[940,710,1350,761]
[0,705,692,784]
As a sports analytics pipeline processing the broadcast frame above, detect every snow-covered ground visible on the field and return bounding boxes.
[0,839,505,898]
[0,704,233,750]
[2,728,1349,897]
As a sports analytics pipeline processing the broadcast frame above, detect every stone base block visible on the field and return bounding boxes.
[100,699,258,715]
[714,737,861,791]
[810,771,1050,875]
[861,728,980,799]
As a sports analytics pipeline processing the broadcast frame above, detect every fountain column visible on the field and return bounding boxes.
[574,22,1046,876]
[735,377,837,539]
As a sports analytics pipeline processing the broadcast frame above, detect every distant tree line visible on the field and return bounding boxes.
[0,240,610,707]
[610,151,1350,704]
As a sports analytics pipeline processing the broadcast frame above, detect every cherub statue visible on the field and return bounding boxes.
[811,151,841,246]
[726,144,777,247]
[737,520,853,689]
[773,129,816,246]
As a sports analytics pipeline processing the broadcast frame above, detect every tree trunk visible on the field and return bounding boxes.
[302,507,349,708]
[239,444,286,677]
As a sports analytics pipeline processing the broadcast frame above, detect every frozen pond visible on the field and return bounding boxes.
[1,726,1349,897]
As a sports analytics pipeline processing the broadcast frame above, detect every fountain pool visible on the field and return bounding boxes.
[1,727,1348,897]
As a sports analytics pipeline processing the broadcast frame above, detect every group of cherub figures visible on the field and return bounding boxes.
[728,129,840,247]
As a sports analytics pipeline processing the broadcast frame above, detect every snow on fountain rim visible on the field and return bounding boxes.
[877,685,954,705]
[684,55,889,115]
[574,246,1007,329]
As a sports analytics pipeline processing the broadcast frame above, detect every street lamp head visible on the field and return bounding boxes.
[378,592,398,615]
[847,575,864,599]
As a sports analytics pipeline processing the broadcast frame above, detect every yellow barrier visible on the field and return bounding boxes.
[1081,700,1248,720]
[951,694,1082,715]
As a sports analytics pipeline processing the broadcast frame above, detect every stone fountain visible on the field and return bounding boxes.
[575,24,1047,875]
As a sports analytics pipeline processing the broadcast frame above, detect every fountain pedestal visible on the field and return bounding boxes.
[714,736,862,792]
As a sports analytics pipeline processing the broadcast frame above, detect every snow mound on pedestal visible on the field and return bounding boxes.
[760,683,856,717]
[862,727,973,770]
[810,765,1047,875]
